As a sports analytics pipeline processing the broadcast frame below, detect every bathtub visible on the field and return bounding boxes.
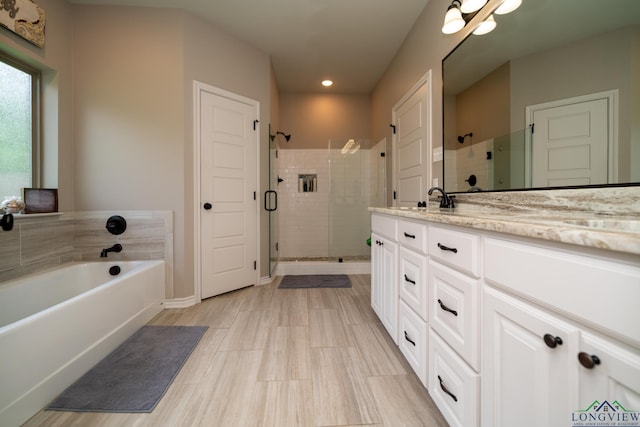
[0,261,165,427]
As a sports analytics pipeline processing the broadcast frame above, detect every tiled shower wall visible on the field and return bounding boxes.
[278,149,330,259]
[277,148,374,259]
[0,211,173,296]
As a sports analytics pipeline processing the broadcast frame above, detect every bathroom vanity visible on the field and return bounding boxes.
[370,190,640,427]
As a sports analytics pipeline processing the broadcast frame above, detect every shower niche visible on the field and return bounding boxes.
[298,174,317,192]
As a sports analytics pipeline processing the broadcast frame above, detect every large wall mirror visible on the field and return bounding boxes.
[443,0,640,193]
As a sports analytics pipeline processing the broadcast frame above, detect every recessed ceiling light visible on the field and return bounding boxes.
[321,80,333,87]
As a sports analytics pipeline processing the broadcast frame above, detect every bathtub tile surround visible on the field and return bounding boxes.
[0,214,74,282]
[0,211,173,296]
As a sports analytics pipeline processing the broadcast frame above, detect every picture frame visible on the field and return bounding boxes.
[23,188,58,214]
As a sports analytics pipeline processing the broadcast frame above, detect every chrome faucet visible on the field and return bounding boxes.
[100,243,122,258]
[428,187,456,209]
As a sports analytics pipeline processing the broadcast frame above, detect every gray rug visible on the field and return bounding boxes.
[278,274,351,289]
[47,325,208,413]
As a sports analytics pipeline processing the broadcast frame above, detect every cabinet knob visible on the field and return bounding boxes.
[543,334,563,349]
[578,352,601,369]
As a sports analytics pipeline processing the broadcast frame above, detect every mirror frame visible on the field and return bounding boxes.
[441,0,640,194]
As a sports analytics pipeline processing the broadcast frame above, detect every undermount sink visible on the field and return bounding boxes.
[560,218,640,233]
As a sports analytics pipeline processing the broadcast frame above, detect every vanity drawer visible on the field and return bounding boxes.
[429,261,480,371]
[398,299,428,386]
[484,237,640,346]
[398,219,427,254]
[399,247,428,321]
[371,213,397,241]
[428,225,480,277]
[429,328,479,427]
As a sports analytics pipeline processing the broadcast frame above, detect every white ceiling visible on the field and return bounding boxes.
[67,0,431,94]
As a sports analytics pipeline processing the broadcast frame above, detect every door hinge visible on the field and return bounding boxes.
[253,260,257,270]
[253,120,259,131]
[276,242,279,251]
[275,150,278,159]
[380,152,385,157]
[393,190,397,200]
[530,123,535,134]
[390,124,396,134]
[253,191,256,200]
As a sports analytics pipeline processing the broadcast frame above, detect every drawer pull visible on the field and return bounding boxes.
[578,352,601,369]
[404,331,416,346]
[438,375,458,402]
[543,334,563,349]
[437,299,458,316]
[403,232,416,239]
[437,243,458,253]
[404,274,416,285]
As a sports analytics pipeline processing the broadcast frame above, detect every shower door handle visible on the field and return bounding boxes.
[264,190,277,212]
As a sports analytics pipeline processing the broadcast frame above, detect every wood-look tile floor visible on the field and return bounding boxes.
[24,275,448,427]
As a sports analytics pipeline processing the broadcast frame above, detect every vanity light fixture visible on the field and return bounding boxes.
[495,0,522,15]
[442,0,465,34]
[442,0,522,35]
[460,0,487,14]
[473,14,496,35]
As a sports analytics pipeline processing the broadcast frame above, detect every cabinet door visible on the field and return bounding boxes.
[371,233,398,343]
[483,287,579,427]
[576,332,640,415]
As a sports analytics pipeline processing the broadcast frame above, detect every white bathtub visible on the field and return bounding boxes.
[0,261,165,427]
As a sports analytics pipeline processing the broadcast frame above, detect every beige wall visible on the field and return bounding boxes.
[1,3,272,297]
[371,0,505,203]
[279,93,371,149]
[72,6,271,298]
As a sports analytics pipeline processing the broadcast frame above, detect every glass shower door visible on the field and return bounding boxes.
[267,125,280,275]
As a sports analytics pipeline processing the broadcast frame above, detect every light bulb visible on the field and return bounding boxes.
[460,0,487,14]
[495,0,521,15]
[473,14,496,35]
[442,4,465,34]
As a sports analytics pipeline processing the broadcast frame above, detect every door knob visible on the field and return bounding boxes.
[203,202,212,210]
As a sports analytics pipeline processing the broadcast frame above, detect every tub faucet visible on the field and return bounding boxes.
[100,243,122,258]
[428,187,456,209]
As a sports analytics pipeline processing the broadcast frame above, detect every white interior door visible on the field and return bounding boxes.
[527,92,615,187]
[198,85,258,299]
[393,71,432,207]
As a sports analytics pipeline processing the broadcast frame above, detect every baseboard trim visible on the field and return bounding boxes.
[275,261,371,276]
[163,295,198,309]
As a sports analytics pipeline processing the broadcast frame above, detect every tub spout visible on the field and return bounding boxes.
[100,243,122,258]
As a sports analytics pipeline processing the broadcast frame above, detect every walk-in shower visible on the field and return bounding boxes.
[269,137,386,275]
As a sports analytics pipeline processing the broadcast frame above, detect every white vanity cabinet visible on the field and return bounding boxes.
[397,218,429,385]
[483,236,640,427]
[427,224,481,427]
[371,214,398,342]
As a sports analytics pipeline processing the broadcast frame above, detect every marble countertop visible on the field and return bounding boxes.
[370,205,640,256]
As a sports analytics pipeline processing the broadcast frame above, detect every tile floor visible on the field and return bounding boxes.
[24,274,448,427]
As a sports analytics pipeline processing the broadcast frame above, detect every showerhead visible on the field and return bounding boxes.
[277,131,291,142]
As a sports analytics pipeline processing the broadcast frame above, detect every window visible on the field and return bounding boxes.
[0,54,40,198]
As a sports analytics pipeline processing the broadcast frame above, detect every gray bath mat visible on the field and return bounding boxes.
[278,274,351,289]
[47,325,207,413]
